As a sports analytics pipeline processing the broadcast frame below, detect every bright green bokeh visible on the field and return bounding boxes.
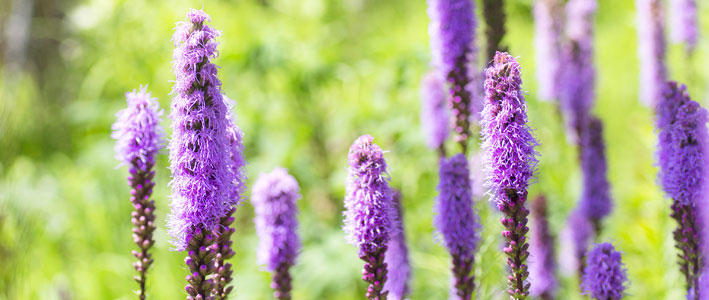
[1,0,708,299]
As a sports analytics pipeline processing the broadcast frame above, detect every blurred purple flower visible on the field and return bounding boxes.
[529,195,557,299]
[579,116,612,226]
[384,190,411,300]
[559,208,593,277]
[481,52,538,299]
[420,71,450,154]
[343,135,393,299]
[669,0,698,53]
[434,153,479,300]
[636,0,667,107]
[534,0,564,101]
[253,168,301,300]
[427,0,478,149]
[581,243,628,300]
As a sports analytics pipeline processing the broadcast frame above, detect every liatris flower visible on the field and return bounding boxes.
[579,116,612,233]
[252,168,301,300]
[669,0,698,54]
[420,71,450,156]
[434,153,479,300]
[482,0,508,61]
[559,208,593,277]
[167,9,237,299]
[529,195,557,300]
[534,0,564,101]
[559,0,596,142]
[427,0,478,150]
[112,87,164,300]
[636,0,668,107]
[384,190,411,300]
[581,243,628,300]
[481,52,538,299]
[656,82,708,296]
[343,135,393,299]
[213,105,246,300]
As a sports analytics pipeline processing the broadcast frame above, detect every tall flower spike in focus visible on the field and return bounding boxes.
[669,0,697,54]
[112,86,164,300]
[343,135,393,300]
[213,104,247,300]
[581,243,628,300]
[528,195,557,300]
[534,0,564,101]
[558,0,597,143]
[434,153,479,300]
[427,0,478,151]
[253,168,301,300]
[420,71,450,156]
[579,116,612,233]
[656,82,708,297]
[167,9,237,299]
[482,0,508,61]
[636,0,667,107]
[481,52,539,299]
[383,190,412,300]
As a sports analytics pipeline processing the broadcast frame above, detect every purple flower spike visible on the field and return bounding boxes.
[529,195,557,300]
[559,0,596,142]
[534,0,564,101]
[420,71,450,156]
[581,243,628,300]
[167,9,239,299]
[559,208,593,278]
[253,168,301,300]
[636,0,668,107]
[112,86,164,300]
[656,82,708,296]
[579,116,612,230]
[481,52,538,299]
[427,0,478,150]
[343,135,393,299]
[669,0,698,54]
[384,190,411,300]
[434,154,479,300]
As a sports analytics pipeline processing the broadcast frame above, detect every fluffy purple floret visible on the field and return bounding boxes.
[420,71,450,151]
[669,0,698,53]
[529,196,558,299]
[343,135,392,256]
[111,86,164,168]
[167,9,235,250]
[481,52,538,200]
[534,0,564,101]
[224,97,247,207]
[579,117,612,221]
[434,153,479,260]
[581,243,628,300]
[252,168,301,272]
[558,0,596,141]
[657,82,709,206]
[559,208,593,276]
[384,191,411,300]
[636,0,668,107]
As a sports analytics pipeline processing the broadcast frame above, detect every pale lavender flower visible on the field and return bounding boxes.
[559,208,593,277]
[636,0,668,107]
[384,190,411,300]
[420,71,450,154]
[253,168,301,300]
[534,0,564,101]
[529,195,557,299]
[669,0,698,54]
[581,243,628,300]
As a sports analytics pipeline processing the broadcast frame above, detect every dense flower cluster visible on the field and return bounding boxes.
[581,243,628,300]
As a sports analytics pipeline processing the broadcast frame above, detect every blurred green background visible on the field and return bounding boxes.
[1,0,708,299]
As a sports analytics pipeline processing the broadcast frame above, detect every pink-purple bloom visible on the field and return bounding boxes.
[420,71,450,154]
[581,243,628,300]
[579,116,612,224]
[427,0,478,149]
[481,52,538,299]
[383,190,411,300]
[434,153,479,300]
[534,0,564,101]
[669,0,698,53]
[529,195,557,299]
[636,0,668,107]
[253,168,301,299]
[343,135,393,299]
